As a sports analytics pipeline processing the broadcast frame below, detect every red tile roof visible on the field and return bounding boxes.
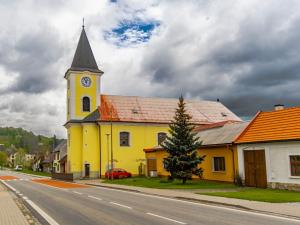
[98,95,241,124]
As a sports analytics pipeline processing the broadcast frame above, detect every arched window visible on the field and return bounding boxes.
[158,132,167,145]
[120,132,130,146]
[82,97,90,112]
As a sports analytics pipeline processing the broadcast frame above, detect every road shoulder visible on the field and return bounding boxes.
[0,182,40,225]
[80,179,300,219]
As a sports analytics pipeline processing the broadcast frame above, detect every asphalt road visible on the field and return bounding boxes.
[1,170,300,225]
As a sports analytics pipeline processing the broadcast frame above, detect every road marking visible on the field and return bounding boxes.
[109,201,132,209]
[93,185,300,223]
[25,199,59,225]
[146,213,187,224]
[73,191,83,195]
[88,195,102,201]
[1,180,17,192]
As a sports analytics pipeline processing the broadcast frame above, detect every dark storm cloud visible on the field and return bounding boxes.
[0,22,64,94]
[140,1,300,118]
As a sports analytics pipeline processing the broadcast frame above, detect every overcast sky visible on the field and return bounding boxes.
[0,0,300,138]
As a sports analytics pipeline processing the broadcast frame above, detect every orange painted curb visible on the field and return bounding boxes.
[32,179,88,189]
[0,176,19,180]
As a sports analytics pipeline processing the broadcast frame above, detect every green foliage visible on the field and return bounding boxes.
[204,188,300,203]
[161,96,206,184]
[0,127,64,154]
[0,151,8,167]
[15,148,26,166]
[104,177,236,189]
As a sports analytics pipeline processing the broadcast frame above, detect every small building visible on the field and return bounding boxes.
[41,153,54,173]
[52,140,67,173]
[144,121,248,182]
[235,105,300,190]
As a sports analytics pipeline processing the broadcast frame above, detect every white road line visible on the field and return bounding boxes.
[146,213,187,224]
[1,180,17,192]
[88,195,102,201]
[109,202,132,209]
[25,199,59,225]
[92,185,300,223]
[73,191,83,195]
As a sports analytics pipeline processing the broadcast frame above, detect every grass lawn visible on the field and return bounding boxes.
[202,188,300,203]
[15,168,51,177]
[103,177,236,189]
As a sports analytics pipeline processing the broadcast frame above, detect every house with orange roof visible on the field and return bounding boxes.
[144,121,248,182]
[235,105,300,190]
[63,25,242,179]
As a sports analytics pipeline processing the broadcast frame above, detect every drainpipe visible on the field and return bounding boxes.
[228,143,236,183]
[98,122,102,179]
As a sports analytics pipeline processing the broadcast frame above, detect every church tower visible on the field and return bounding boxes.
[65,26,103,121]
[65,26,103,179]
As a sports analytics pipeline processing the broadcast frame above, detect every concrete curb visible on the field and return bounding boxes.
[85,183,300,221]
[1,180,56,225]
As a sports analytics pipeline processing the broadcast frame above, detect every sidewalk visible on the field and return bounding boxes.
[78,179,300,218]
[0,183,29,225]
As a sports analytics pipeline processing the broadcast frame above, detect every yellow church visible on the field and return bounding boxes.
[64,26,242,179]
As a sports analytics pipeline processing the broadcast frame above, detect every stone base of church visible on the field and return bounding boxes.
[72,171,100,180]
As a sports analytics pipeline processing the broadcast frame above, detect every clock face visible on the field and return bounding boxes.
[81,77,91,87]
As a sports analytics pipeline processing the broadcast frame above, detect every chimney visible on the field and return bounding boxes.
[274,104,284,111]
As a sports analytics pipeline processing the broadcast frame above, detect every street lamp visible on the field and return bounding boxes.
[105,134,110,173]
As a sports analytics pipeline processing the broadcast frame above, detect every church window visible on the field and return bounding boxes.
[158,132,167,145]
[82,97,90,112]
[120,132,130,146]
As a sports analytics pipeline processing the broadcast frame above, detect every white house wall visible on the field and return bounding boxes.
[237,141,300,187]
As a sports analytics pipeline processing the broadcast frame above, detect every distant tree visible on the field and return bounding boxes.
[160,96,206,184]
[15,148,26,167]
[0,152,8,168]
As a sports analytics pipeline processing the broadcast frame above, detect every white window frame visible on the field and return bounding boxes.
[81,95,91,112]
[288,154,300,178]
[212,156,226,173]
[157,132,167,145]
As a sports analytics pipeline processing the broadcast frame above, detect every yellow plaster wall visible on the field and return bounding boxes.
[74,73,98,118]
[145,146,239,182]
[100,123,169,176]
[82,124,100,174]
[67,125,83,173]
[67,85,71,121]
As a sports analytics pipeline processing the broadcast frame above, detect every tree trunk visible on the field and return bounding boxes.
[182,177,187,184]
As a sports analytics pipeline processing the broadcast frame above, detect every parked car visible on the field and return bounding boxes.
[15,165,23,171]
[105,168,132,179]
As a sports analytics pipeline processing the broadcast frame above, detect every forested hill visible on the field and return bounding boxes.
[0,127,65,154]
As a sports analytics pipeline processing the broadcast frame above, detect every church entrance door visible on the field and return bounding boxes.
[85,164,90,178]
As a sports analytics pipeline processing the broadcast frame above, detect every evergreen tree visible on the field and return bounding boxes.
[161,96,205,184]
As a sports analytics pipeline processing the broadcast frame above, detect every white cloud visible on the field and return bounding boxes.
[1,0,300,138]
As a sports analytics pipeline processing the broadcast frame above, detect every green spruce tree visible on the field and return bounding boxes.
[161,96,205,184]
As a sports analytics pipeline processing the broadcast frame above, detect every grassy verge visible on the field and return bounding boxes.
[103,177,236,189]
[202,188,300,203]
[14,168,51,177]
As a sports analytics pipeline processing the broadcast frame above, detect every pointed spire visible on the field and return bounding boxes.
[69,25,101,73]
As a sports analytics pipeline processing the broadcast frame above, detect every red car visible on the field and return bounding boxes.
[105,168,132,179]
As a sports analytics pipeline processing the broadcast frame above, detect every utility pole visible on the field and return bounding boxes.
[105,134,110,179]
[110,105,114,180]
